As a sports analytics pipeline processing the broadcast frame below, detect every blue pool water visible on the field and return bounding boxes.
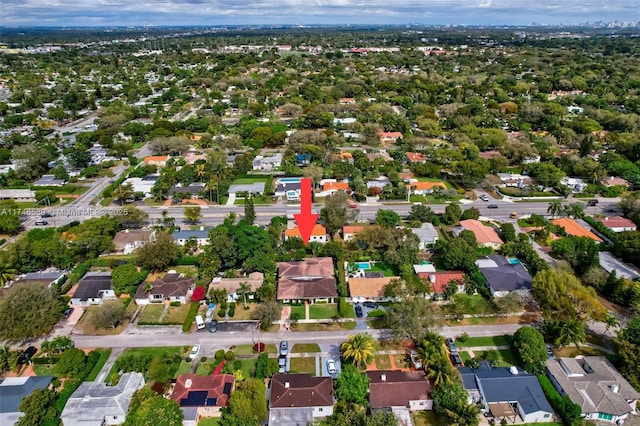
[507,257,522,265]
[356,262,371,270]
[279,177,301,183]
[422,261,432,265]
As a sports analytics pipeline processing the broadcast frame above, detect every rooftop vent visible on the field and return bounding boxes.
[285,382,290,389]
[380,374,386,382]
[611,384,619,393]
[509,366,518,375]
[185,379,192,388]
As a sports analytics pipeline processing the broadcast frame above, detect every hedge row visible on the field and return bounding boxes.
[54,350,101,413]
[582,215,618,244]
[138,321,183,326]
[182,302,200,332]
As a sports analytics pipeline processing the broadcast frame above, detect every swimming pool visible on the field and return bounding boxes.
[421,261,432,265]
[356,262,371,270]
[507,257,523,266]
[279,177,301,183]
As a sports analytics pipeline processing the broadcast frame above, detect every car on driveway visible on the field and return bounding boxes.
[327,359,337,375]
[278,356,287,373]
[451,352,463,366]
[209,319,218,333]
[446,337,458,353]
[355,305,363,318]
[189,345,200,358]
[487,204,498,209]
[480,194,489,202]
[363,301,379,309]
[63,307,74,319]
[279,341,289,356]
[546,344,555,359]
[18,346,37,365]
[409,351,423,370]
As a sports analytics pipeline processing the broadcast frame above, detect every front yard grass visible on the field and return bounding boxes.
[196,361,213,376]
[34,364,57,376]
[231,303,260,321]
[374,354,392,370]
[74,302,130,335]
[234,344,277,355]
[289,357,317,375]
[174,360,193,378]
[294,322,356,332]
[291,343,321,353]
[413,411,450,426]
[393,353,409,369]
[460,351,472,363]
[473,349,519,367]
[455,335,512,348]
[289,304,305,320]
[138,304,165,323]
[198,418,220,426]
[163,303,192,324]
[238,358,257,378]
[86,348,112,381]
[309,304,338,320]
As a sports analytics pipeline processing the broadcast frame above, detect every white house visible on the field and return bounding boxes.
[560,177,588,193]
[411,222,439,250]
[172,228,211,247]
[252,153,282,171]
[70,272,116,306]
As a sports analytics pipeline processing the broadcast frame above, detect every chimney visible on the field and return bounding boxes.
[185,379,192,388]
[429,275,436,284]
[380,374,386,382]
[200,226,204,231]
[125,229,130,233]
[285,382,290,389]
[611,384,619,393]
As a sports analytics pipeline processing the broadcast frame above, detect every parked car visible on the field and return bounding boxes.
[409,350,423,370]
[35,220,48,226]
[327,359,337,375]
[510,212,518,219]
[488,204,498,209]
[349,203,358,209]
[63,307,74,319]
[480,194,489,201]
[451,352,463,366]
[41,212,52,218]
[446,337,458,353]
[587,199,599,206]
[18,346,37,365]
[189,345,200,358]
[279,340,289,356]
[278,356,287,373]
[546,344,555,359]
[209,319,218,333]
[363,301,379,309]
[355,305,363,318]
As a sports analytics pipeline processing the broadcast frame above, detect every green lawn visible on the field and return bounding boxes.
[196,361,213,376]
[86,349,113,381]
[289,357,317,375]
[174,360,193,378]
[235,344,277,355]
[162,303,191,324]
[231,177,269,185]
[368,262,400,277]
[292,343,321,353]
[34,364,57,376]
[289,304,305,320]
[309,304,338,320]
[238,358,257,378]
[138,304,165,323]
[198,418,220,426]
[455,335,513,348]
[374,354,392,369]
[473,349,519,367]
[412,411,450,426]
[459,351,472,362]
[120,346,184,358]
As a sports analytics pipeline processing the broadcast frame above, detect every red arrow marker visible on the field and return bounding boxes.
[293,178,318,246]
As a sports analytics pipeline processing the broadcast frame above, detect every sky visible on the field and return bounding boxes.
[1,0,639,27]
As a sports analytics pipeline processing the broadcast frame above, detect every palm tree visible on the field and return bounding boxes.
[112,182,134,205]
[195,164,206,180]
[238,282,251,310]
[428,358,455,386]
[555,318,586,349]
[340,333,375,370]
[603,313,620,336]
[0,262,17,287]
[547,200,563,218]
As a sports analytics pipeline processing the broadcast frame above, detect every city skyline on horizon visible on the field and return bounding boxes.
[1,0,639,28]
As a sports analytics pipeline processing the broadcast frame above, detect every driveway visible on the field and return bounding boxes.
[318,342,342,377]
[214,321,258,333]
[51,306,84,338]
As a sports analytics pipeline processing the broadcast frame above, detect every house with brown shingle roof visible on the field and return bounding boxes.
[604,176,630,188]
[277,258,337,303]
[268,374,334,426]
[550,218,603,243]
[171,374,235,421]
[458,219,504,249]
[366,370,432,412]
[112,229,153,255]
[348,276,401,303]
[134,272,194,305]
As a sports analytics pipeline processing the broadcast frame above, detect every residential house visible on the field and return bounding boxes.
[596,217,637,233]
[0,189,36,202]
[337,152,354,163]
[268,374,334,426]
[497,173,536,189]
[550,218,603,243]
[142,155,169,167]
[134,272,194,305]
[476,255,533,297]
[60,372,145,426]
[170,374,235,425]
[168,183,206,199]
[366,370,432,413]
[604,176,630,188]
[112,229,153,255]
[459,362,554,423]
[418,271,465,296]
[209,272,264,303]
[0,376,54,425]
[405,152,426,164]
[34,174,66,186]
[277,257,337,303]
[380,132,403,144]
[366,176,391,193]
[342,225,364,242]
[8,270,65,289]
[252,153,282,171]
[275,178,302,201]
[227,182,266,196]
[284,224,328,244]
[348,276,401,303]
[333,118,357,126]
[407,181,447,195]
[295,153,312,166]
[410,222,439,250]
[560,177,588,194]
[598,251,640,280]
[367,151,393,162]
[458,219,504,249]
[70,272,116,306]
[413,263,436,274]
[172,227,211,247]
[546,356,640,424]
[123,175,158,197]
[320,180,351,196]
[183,152,207,165]
[339,97,356,104]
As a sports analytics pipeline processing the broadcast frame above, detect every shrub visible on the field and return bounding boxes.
[366,309,386,317]
[233,360,242,370]
[338,297,352,318]
[224,350,235,361]
[200,356,207,362]
[169,301,181,307]
[177,256,199,265]
[218,310,226,318]
[220,301,228,311]
[253,343,265,353]
[185,357,192,363]
[215,349,225,360]
[457,332,470,343]
[191,286,206,302]
[228,309,235,318]
[229,302,236,310]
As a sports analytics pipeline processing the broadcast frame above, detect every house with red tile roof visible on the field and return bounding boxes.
[320,180,351,196]
[343,225,365,242]
[170,374,235,420]
[405,152,426,164]
[407,180,447,195]
[550,218,603,243]
[459,219,504,249]
[366,370,432,412]
[284,224,328,243]
[339,97,356,104]
[596,217,637,233]
[348,276,401,302]
[604,176,630,188]
[418,271,465,295]
[379,132,403,144]
[142,155,169,167]
[337,151,354,163]
[277,257,337,303]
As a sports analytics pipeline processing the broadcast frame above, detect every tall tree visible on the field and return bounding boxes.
[335,364,370,405]
[113,182,135,205]
[238,282,251,309]
[91,300,126,330]
[183,206,202,224]
[320,191,356,235]
[244,196,256,225]
[555,317,586,349]
[340,333,375,370]
[136,232,182,272]
[375,209,401,228]
[512,326,547,375]
[125,389,183,426]
[385,297,443,342]
[442,203,463,225]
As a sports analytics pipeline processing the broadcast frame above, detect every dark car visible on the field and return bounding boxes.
[355,305,363,318]
[35,220,48,226]
[451,352,463,366]
[63,307,74,319]
[446,337,458,353]
[546,344,554,359]
[41,212,53,218]
[209,319,218,333]
[487,204,498,209]
[18,346,37,365]
[363,301,379,309]
[587,200,599,206]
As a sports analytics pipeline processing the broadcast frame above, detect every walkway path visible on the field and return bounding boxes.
[279,306,290,332]
[96,347,123,383]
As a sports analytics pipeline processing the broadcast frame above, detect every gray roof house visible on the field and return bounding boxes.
[168,183,206,198]
[411,222,439,250]
[70,272,116,306]
[34,174,66,186]
[172,227,211,247]
[227,182,266,195]
[60,372,145,426]
[0,189,36,201]
[476,255,532,297]
[546,356,640,424]
[459,361,554,424]
[134,272,194,306]
[252,153,282,171]
[0,376,54,426]
[8,270,65,288]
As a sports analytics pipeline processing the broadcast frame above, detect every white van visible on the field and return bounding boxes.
[195,315,205,330]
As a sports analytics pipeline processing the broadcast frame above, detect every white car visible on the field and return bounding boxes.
[327,359,337,375]
[189,345,200,358]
